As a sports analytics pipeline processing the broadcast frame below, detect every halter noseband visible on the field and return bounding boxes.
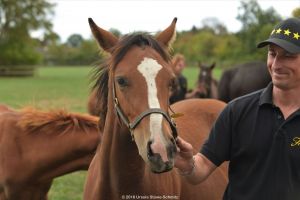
[112,79,178,140]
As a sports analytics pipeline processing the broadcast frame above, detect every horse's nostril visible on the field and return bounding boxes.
[147,140,154,157]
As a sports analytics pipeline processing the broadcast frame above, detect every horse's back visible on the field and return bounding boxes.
[171,98,225,115]
[218,68,237,102]
[230,62,270,98]
[219,62,271,102]
[171,99,228,199]
[171,99,225,148]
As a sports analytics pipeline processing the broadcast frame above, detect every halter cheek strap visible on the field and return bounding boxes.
[112,80,178,140]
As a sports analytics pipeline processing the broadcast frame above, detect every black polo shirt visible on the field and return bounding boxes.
[201,83,300,200]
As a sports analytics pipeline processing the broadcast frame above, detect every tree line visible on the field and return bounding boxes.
[0,0,299,68]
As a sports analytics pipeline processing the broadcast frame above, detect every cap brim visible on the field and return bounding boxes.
[257,38,300,53]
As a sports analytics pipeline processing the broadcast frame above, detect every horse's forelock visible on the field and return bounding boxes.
[111,33,171,69]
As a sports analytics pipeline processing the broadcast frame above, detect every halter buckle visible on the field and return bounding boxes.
[114,97,119,106]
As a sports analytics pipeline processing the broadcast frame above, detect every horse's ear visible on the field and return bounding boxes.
[88,18,118,53]
[210,62,216,69]
[156,17,177,50]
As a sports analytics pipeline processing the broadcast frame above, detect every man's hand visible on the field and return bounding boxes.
[174,137,217,184]
[175,137,195,174]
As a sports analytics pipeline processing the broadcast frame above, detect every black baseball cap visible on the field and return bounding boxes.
[257,18,300,53]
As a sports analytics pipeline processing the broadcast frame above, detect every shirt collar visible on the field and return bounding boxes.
[259,82,273,106]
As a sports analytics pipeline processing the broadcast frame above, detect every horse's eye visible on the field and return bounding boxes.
[116,77,128,87]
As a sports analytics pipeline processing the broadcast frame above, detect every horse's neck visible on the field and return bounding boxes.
[25,128,98,183]
[97,111,145,195]
[39,153,95,182]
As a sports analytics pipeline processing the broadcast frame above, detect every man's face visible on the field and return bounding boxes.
[174,60,185,75]
[267,44,300,90]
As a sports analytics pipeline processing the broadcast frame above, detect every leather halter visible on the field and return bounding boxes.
[112,79,178,140]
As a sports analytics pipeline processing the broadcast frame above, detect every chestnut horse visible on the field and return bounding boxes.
[84,18,227,199]
[186,62,218,99]
[0,106,100,200]
[0,105,12,112]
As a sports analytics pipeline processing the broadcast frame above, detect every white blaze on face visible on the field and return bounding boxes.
[137,57,169,162]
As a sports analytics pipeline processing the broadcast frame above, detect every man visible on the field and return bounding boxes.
[175,18,300,200]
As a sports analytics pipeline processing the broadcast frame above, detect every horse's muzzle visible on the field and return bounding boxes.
[147,140,177,173]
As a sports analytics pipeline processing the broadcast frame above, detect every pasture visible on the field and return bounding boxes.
[0,66,221,199]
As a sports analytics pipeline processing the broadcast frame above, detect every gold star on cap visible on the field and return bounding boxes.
[294,32,300,40]
[284,29,291,36]
[276,28,282,34]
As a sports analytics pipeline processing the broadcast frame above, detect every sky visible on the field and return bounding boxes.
[45,0,300,42]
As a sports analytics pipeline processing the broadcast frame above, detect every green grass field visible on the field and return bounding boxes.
[0,67,93,112]
[0,66,221,199]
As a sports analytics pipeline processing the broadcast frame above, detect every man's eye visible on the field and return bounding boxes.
[284,52,296,58]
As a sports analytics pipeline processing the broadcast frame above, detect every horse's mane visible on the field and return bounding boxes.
[18,107,99,134]
[90,32,171,130]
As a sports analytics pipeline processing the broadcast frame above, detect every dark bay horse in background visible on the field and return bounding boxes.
[187,62,218,99]
[84,18,227,200]
[218,61,271,103]
[0,106,100,200]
